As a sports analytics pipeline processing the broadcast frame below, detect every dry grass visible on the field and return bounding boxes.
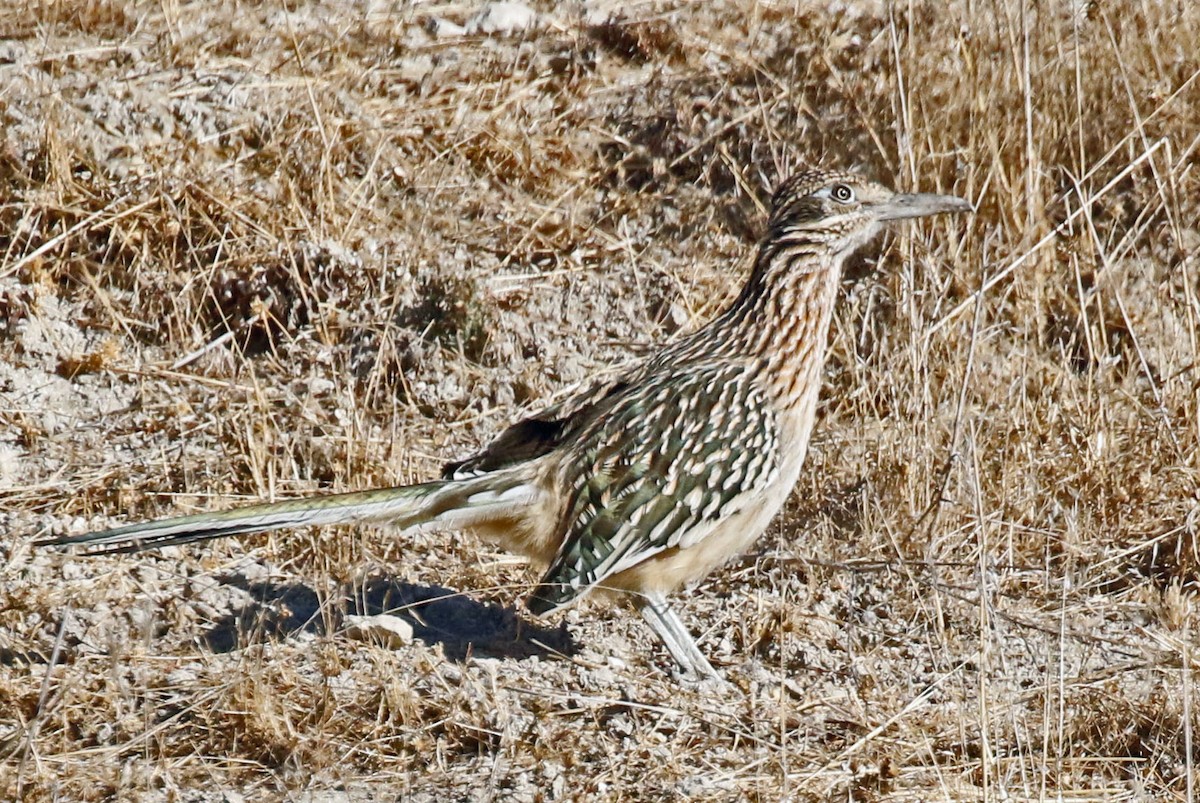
[2,0,1199,799]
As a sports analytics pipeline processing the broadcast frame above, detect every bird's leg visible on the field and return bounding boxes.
[638,591,718,680]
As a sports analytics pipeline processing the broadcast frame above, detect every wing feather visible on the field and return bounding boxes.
[526,363,780,613]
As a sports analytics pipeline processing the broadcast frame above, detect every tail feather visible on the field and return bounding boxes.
[36,474,540,556]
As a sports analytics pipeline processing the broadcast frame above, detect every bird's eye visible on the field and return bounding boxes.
[830,184,855,203]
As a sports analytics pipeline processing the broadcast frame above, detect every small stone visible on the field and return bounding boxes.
[344,614,414,649]
[467,2,537,35]
[428,17,467,38]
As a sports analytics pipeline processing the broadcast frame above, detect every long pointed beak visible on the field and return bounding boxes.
[874,192,974,222]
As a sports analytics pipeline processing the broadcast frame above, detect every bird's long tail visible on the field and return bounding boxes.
[35,471,541,556]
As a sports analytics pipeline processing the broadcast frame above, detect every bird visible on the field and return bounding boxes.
[37,168,973,680]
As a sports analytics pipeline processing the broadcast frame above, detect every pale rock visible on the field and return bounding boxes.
[344,613,414,648]
[467,2,538,35]
[428,17,467,38]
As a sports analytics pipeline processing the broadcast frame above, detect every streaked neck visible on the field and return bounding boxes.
[706,236,844,408]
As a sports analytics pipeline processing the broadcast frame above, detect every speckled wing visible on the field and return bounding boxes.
[526,362,780,614]
[440,375,634,479]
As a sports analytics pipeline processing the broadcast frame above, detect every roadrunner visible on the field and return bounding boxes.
[39,169,972,678]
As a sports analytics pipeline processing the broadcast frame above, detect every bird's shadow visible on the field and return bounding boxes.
[200,573,577,662]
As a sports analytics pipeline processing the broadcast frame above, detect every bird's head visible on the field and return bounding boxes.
[767,169,973,258]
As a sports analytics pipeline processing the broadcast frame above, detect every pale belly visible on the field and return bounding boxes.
[604,483,793,596]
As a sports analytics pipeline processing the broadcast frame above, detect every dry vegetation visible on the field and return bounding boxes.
[2,0,1199,799]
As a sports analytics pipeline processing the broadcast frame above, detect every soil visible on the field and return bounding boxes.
[2,1,1199,800]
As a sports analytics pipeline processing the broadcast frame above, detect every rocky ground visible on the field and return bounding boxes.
[2,1,1199,800]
